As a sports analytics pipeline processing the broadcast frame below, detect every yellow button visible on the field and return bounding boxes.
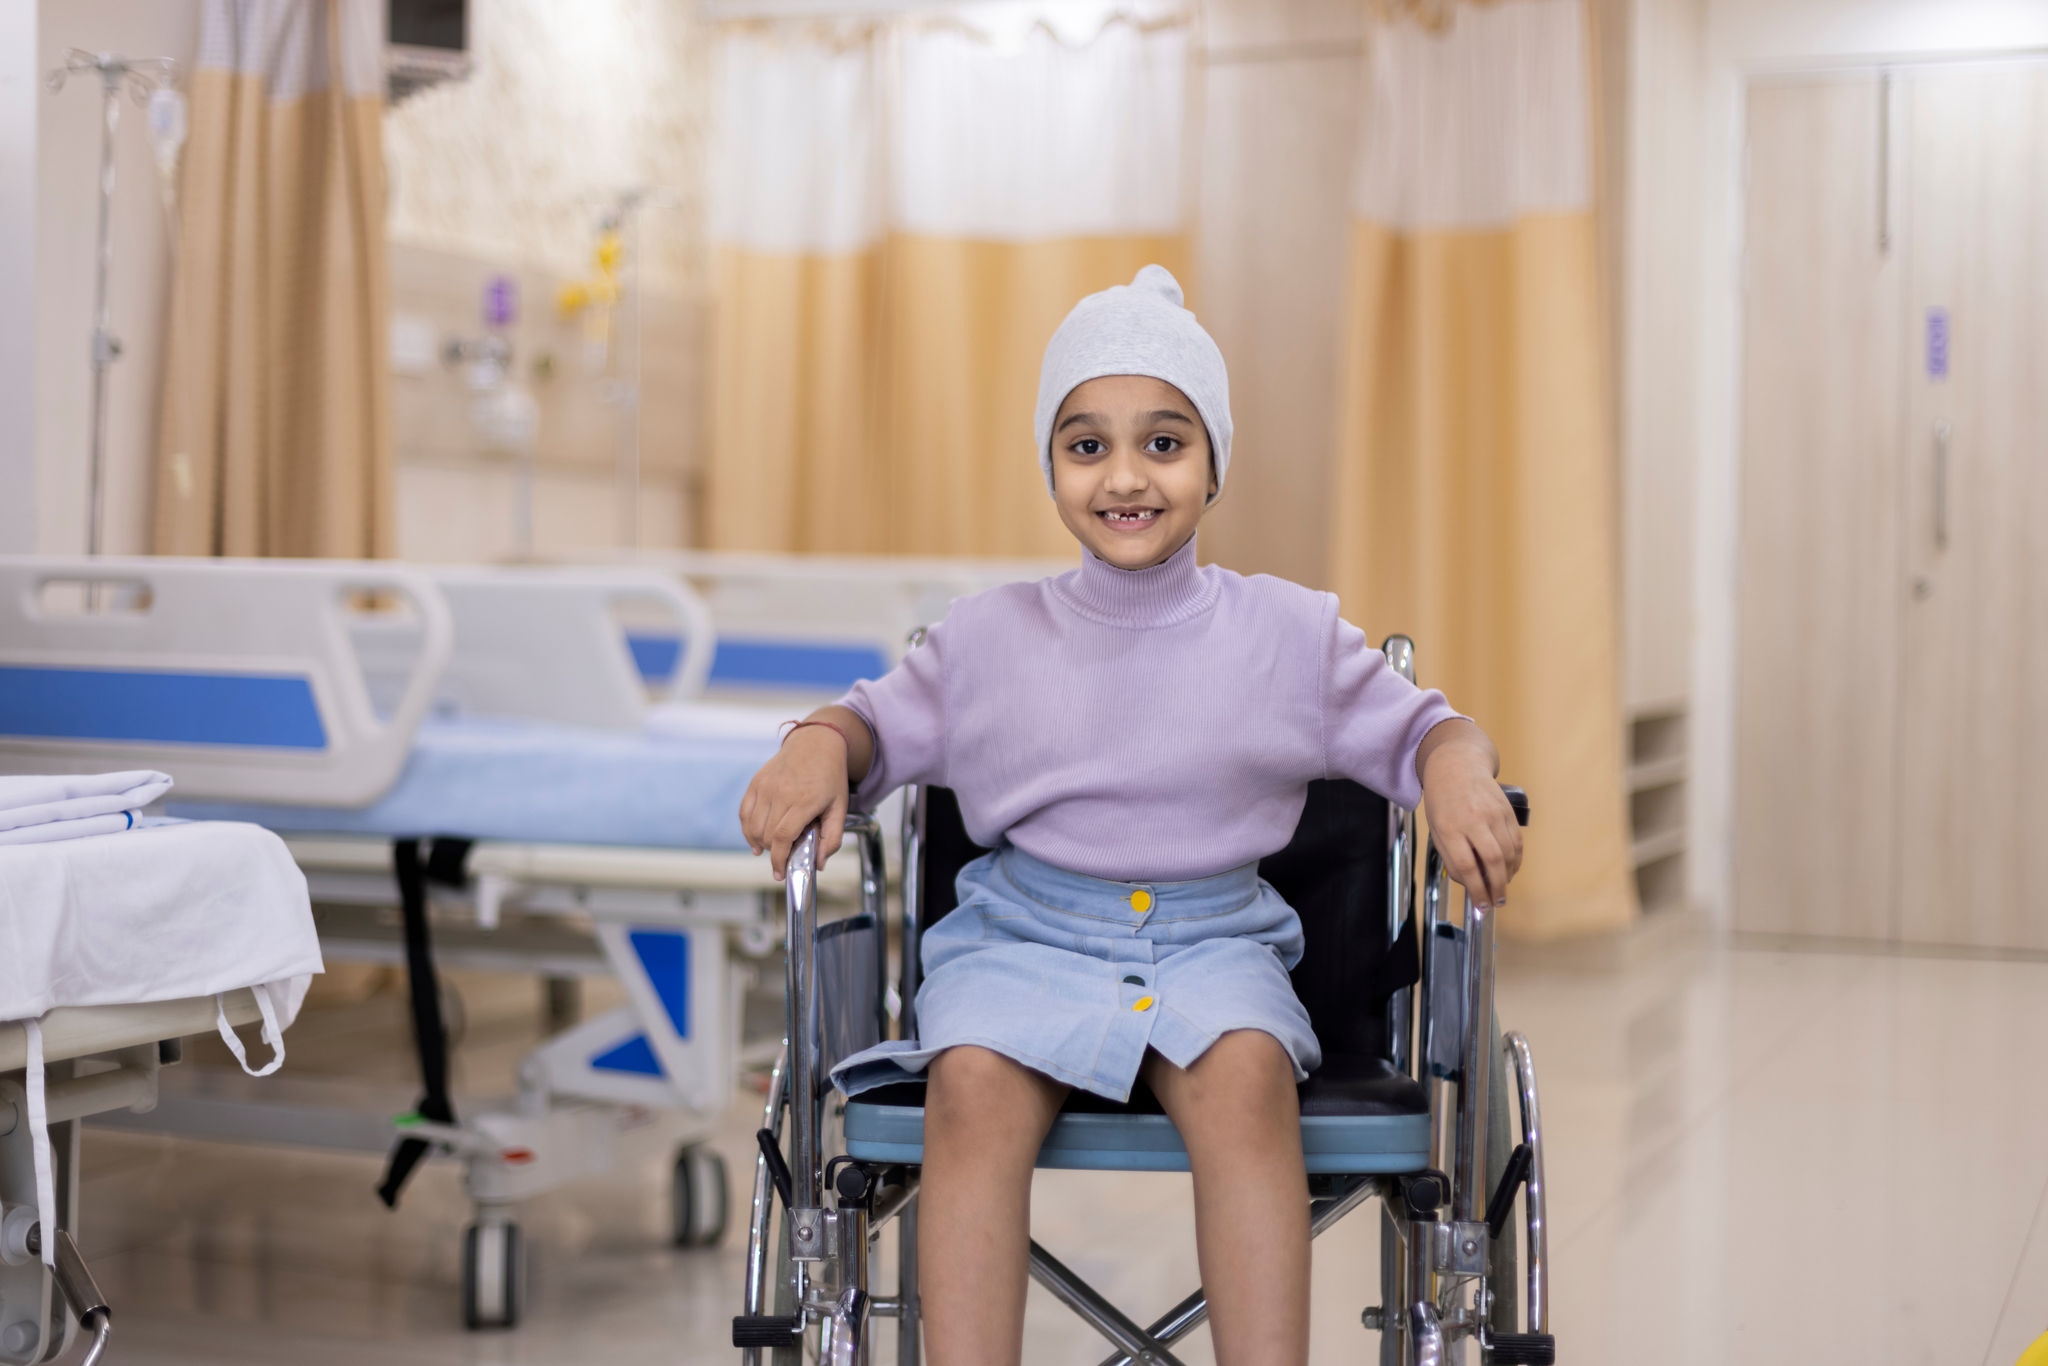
[1133,995,1155,1012]
[1129,889,1153,914]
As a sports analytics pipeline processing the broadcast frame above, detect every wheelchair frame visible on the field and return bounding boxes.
[736,638,1553,1366]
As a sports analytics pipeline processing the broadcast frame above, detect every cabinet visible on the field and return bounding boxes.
[1734,63,2048,951]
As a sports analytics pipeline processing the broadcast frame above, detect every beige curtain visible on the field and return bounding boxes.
[154,0,393,558]
[708,16,1193,556]
[1331,0,1634,938]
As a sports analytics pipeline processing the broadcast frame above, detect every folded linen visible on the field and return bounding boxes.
[0,770,172,843]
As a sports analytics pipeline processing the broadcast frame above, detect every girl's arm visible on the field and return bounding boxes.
[739,704,875,880]
[1414,718,1523,907]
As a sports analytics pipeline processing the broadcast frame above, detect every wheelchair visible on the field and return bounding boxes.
[733,637,1555,1365]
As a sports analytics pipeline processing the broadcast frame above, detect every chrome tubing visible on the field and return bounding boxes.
[1094,1177,1381,1366]
[829,1195,872,1366]
[1030,1241,1187,1366]
[1383,636,1418,1076]
[1504,1031,1549,1334]
[848,811,890,1046]
[899,784,926,1042]
[786,826,825,1217]
[1409,1301,1444,1366]
[1420,844,1457,1175]
[742,1045,791,1366]
[77,1314,111,1366]
[52,1229,112,1366]
[1452,885,1496,1226]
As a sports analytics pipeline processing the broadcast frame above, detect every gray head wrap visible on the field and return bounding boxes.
[1033,265,1232,501]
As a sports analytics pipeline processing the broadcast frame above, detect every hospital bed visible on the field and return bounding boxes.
[0,814,320,1366]
[0,555,799,1329]
[595,548,1071,709]
[0,552,1061,1331]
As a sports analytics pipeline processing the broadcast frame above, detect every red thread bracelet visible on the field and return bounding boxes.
[780,719,852,751]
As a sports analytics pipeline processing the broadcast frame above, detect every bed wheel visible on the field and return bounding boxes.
[462,1219,523,1330]
[672,1143,729,1248]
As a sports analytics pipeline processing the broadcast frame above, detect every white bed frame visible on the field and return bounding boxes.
[0,991,264,1364]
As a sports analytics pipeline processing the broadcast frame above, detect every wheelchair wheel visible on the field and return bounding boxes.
[672,1143,730,1248]
[1483,1016,1520,1358]
[752,1095,848,1364]
[461,1218,523,1330]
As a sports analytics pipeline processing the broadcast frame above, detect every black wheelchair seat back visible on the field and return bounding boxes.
[915,778,1420,1094]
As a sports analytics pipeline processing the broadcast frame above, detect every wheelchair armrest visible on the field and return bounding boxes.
[1501,785,1529,827]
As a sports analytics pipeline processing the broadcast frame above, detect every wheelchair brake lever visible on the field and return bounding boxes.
[757,1127,795,1208]
[1484,1142,1534,1239]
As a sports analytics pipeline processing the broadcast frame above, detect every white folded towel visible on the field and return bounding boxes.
[0,771,173,845]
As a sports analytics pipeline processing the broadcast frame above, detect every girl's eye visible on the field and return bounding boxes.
[1072,438,1105,457]
[1147,436,1181,454]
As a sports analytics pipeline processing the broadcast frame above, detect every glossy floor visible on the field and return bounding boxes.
[48,928,2048,1365]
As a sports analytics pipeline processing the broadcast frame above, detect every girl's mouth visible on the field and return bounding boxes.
[1098,507,1162,532]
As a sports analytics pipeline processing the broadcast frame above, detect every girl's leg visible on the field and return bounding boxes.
[919,1045,1069,1366]
[1142,1030,1310,1366]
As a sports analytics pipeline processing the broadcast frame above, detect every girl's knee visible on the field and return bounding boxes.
[927,1047,1065,1126]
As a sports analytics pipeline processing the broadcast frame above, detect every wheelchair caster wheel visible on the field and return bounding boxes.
[461,1220,523,1330]
[672,1143,729,1248]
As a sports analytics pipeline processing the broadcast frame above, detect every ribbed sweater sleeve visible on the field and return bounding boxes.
[839,619,949,809]
[1319,600,1462,812]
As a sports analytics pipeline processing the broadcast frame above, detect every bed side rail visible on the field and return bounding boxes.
[0,555,450,806]
[427,565,716,728]
[615,549,1068,702]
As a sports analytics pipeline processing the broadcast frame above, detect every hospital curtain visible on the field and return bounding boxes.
[1331,0,1635,938]
[153,0,395,558]
[708,13,1193,556]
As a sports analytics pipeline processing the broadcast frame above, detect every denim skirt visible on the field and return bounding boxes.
[830,846,1320,1102]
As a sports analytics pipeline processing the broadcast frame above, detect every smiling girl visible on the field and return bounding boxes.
[739,266,1521,1366]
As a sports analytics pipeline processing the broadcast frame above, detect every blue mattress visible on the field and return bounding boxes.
[166,716,777,849]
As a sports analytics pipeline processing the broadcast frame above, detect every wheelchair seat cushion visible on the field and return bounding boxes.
[841,1052,1429,1174]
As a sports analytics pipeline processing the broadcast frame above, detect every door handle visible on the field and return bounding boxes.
[1933,419,1951,552]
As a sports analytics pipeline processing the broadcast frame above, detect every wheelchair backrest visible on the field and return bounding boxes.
[915,778,1407,1070]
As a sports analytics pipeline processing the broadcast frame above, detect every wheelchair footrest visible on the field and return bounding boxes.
[1487,1331,1556,1364]
[732,1314,804,1348]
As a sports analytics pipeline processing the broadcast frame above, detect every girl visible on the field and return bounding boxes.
[740,266,1522,1366]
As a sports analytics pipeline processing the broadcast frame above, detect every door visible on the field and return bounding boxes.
[1894,63,2048,951]
[1733,74,1904,938]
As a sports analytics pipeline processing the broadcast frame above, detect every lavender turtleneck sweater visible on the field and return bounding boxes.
[840,536,1460,883]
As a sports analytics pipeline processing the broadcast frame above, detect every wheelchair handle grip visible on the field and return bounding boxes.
[1500,785,1530,827]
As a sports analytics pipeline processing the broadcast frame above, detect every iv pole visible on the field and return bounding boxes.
[48,50,178,557]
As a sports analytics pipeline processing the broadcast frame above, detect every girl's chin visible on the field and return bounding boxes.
[1086,532,1179,569]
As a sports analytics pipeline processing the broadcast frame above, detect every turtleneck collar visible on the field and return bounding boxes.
[1052,534,1219,628]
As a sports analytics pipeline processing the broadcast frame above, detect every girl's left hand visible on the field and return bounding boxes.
[1418,723,1523,907]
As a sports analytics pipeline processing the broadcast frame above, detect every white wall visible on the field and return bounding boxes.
[0,0,37,553]
[1619,0,1705,714]
[1684,0,2048,922]
[34,0,200,555]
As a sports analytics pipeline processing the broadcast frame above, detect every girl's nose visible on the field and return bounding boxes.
[1103,450,1149,492]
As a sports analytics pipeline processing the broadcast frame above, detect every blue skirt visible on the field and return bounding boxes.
[830,846,1320,1102]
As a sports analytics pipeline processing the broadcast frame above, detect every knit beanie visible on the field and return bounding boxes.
[1033,265,1233,501]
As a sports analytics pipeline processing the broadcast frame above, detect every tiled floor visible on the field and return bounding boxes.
[45,928,2048,1364]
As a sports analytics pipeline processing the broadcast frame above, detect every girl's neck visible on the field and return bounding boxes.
[1058,534,1216,627]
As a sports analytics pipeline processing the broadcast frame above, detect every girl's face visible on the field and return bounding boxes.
[1050,375,1216,570]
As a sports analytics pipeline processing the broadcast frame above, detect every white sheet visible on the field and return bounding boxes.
[0,820,321,1022]
[0,769,172,845]
[1,818,321,1264]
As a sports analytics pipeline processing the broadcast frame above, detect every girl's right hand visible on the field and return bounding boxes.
[740,721,858,879]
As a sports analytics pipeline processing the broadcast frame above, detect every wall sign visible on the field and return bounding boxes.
[1926,307,1950,380]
